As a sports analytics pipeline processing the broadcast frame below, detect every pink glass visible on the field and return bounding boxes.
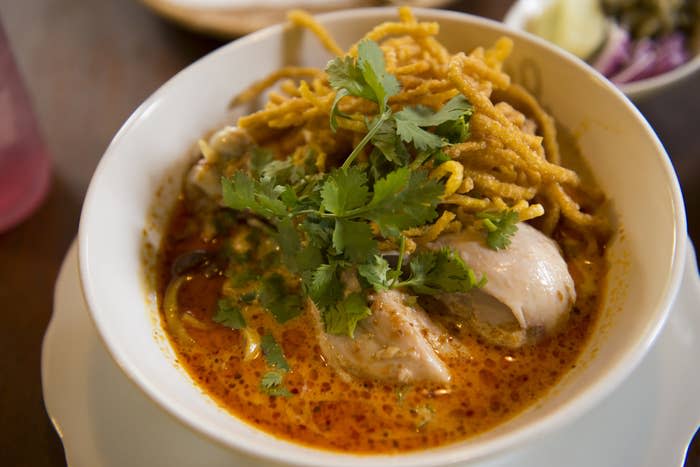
[0,19,51,233]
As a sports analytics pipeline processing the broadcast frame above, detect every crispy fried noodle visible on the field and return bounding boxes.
[230,7,609,249]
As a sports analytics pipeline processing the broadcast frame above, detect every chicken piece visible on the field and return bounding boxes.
[431,223,576,348]
[313,290,457,384]
[187,126,253,201]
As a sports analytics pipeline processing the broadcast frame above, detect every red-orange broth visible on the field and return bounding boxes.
[156,197,606,453]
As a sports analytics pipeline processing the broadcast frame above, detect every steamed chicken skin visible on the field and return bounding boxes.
[313,289,460,385]
[313,221,576,383]
[430,223,576,348]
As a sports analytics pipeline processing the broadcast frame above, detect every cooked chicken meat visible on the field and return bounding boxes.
[187,126,252,200]
[431,223,576,348]
[313,290,458,384]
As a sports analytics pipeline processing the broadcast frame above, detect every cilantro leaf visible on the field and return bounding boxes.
[274,217,301,263]
[262,158,305,185]
[367,166,410,207]
[326,40,399,111]
[326,41,399,132]
[240,291,257,303]
[261,369,284,386]
[476,210,519,250]
[364,169,443,237]
[394,96,474,151]
[323,293,372,338]
[357,40,400,109]
[401,247,485,295]
[294,244,323,274]
[212,299,246,329]
[221,172,255,211]
[248,146,274,177]
[308,263,343,310]
[370,117,409,166]
[435,115,470,144]
[260,335,292,396]
[278,185,299,209]
[228,269,257,287]
[301,217,334,249]
[328,88,350,132]
[368,148,396,186]
[357,255,393,292]
[432,149,452,165]
[320,167,370,216]
[404,95,473,127]
[436,96,473,126]
[261,333,290,370]
[325,40,400,169]
[259,274,303,323]
[221,172,287,219]
[326,55,376,102]
[260,370,292,398]
[394,118,444,151]
[332,219,377,263]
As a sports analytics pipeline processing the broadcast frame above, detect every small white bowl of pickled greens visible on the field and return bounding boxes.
[504,0,700,100]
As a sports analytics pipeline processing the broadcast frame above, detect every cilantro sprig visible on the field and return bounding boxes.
[397,247,486,294]
[261,333,290,370]
[393,95,473,151]
[213,299,246,329]
[326,40,473,171]
[220,39,484,338]
[260,370,292,397]
[259,334,292,397]
[259,274,303,324]
[322,293,372,338]
[327,40,400,169]
[476,210,519,250]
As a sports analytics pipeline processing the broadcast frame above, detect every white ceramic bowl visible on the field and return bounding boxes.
[79,7,687,467]
[504,0,700,101]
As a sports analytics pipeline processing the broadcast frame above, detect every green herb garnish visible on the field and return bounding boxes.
[397,247,486,295]
[260,370,292,398]
[259,335,292,397]
[212,299,246,330]
[259,274,303,324]
[261,333,290,370]
[240,291,257,303]
[394,95,473,151]
[476,209,519,250]
[326,41,472,169]
[221,40,482,338]
[322,293,372,338]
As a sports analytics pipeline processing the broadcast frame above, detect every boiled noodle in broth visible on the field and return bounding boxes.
[155,7,611,453]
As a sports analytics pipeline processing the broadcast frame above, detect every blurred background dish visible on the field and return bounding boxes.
[138,0,455,37]
[504,0,700,100]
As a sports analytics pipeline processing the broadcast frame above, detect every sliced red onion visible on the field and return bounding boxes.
[591,21,631,77]
[651,33,690,76]
[610,38,658,84]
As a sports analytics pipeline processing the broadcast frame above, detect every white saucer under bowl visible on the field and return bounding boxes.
[42,240,700,467]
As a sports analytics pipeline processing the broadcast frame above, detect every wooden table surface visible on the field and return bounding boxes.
[0,1,697,466]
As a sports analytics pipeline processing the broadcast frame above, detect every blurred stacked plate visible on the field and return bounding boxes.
[140,0,454,37]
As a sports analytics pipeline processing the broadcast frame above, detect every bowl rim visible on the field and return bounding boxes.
[502,0,700,100]
[78,6,688,466]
